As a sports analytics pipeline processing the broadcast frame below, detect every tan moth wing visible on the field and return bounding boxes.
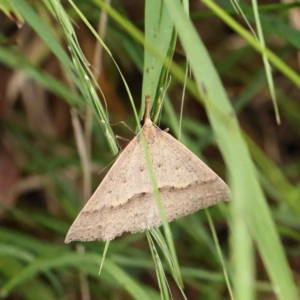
[65,122,230,242]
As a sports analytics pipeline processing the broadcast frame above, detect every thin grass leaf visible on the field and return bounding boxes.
[205,209,235,300]
[149,228,188,300]
[178,63,189,141]
[227,0,280,124]
[142,0,175,113]
[98,241,109,275]
[147,231,171,300]
[251,0,280,124]
[176,0,189,141]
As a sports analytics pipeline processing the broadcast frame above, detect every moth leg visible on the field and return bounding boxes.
[116,135,131,143]
[111,121,136,135]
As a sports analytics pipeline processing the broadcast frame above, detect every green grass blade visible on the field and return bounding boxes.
[251,0,280,124]
[149,228,188,299]
[142,0,175,112]
[147,232,171,300]
[99,241,109,275]
[205,209,235,299]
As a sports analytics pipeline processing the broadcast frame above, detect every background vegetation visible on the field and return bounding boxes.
[0,0,300,299]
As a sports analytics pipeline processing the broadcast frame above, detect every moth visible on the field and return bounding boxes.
[65,96,230,242]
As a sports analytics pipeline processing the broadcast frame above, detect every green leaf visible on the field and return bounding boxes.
[141,0,175,115]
